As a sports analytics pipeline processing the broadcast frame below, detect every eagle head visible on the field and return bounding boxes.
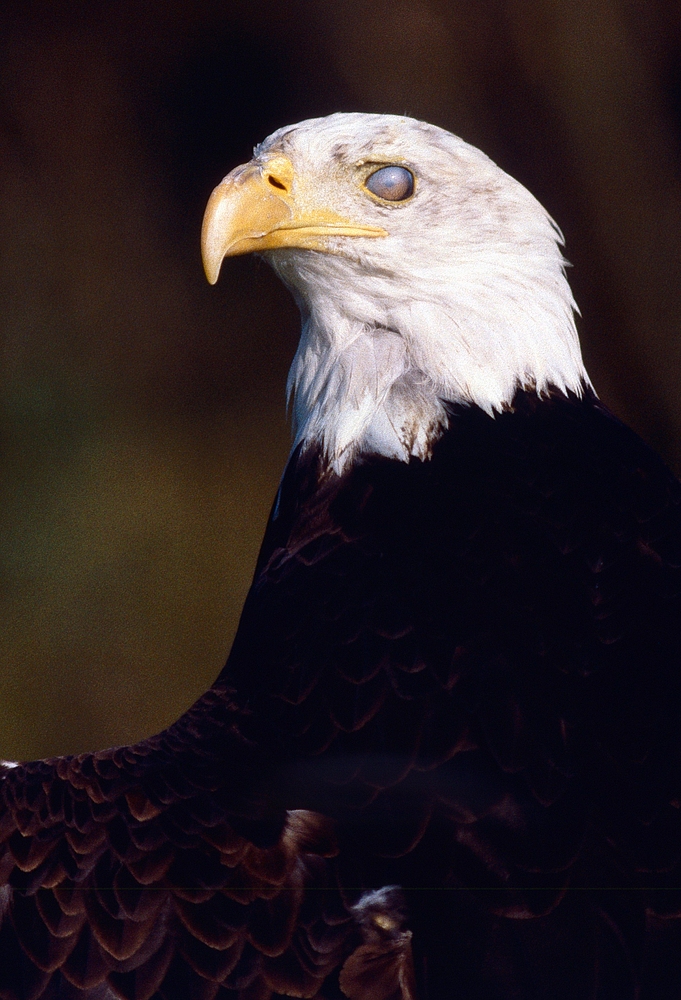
[202,113,589,473]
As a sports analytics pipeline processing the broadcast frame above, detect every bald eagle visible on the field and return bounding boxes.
[1,113,680,1000]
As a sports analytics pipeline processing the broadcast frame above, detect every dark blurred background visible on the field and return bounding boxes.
[1,0,680,760]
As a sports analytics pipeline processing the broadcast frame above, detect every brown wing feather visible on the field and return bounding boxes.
[0,748,353,1000]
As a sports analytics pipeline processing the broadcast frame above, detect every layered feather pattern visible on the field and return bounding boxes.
[2,389,681,998]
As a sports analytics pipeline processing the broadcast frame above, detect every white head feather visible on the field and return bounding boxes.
[254,113,589,474]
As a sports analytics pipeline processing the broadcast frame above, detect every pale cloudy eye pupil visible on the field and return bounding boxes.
[365,166,414,201]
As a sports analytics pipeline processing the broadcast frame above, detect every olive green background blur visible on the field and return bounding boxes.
[1,0,681,760]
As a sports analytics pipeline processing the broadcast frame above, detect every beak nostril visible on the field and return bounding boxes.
[268,175,287,191]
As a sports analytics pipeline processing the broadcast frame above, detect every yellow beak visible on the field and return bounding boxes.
[201,154,388,284]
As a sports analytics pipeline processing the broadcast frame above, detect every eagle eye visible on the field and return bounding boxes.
[365,166,414,201]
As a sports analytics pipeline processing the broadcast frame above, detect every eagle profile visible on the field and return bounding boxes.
[1,113,680,1000]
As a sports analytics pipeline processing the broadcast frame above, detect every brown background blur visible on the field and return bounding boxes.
[1,0,681,761]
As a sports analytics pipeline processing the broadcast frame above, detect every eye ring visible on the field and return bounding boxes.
[364,165,414,202]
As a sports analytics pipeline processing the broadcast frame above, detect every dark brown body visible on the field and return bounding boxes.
[2,389,681,999]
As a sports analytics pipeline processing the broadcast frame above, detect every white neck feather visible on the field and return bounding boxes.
[274,241,589,475]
